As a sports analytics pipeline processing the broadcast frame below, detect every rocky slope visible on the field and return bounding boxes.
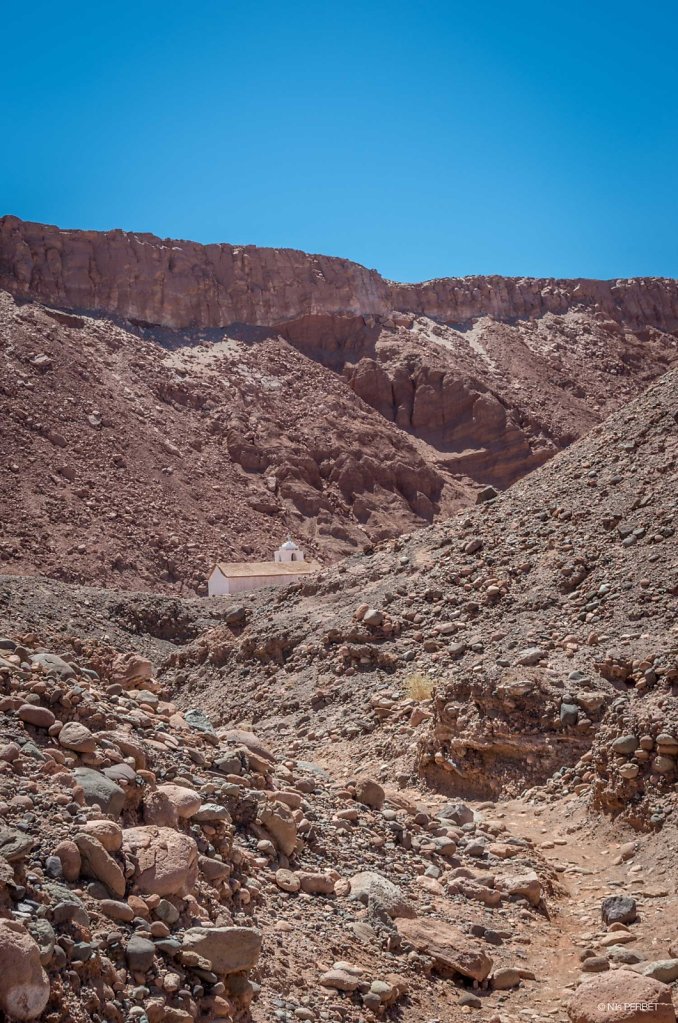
[0,372,676,1023]
[2,632,675,1023]
[1,218,677,594]
[157,368,678,826]
[0,291,472,592]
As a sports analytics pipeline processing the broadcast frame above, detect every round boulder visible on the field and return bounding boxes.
[354,777,385,809]
[18,705,56,729]
[567,969,676,1022]
[122,826,198,897]
[0,919,51,1020]
[59,722,97,754]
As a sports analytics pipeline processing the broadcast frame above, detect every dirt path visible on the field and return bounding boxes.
[473,794,677,1021]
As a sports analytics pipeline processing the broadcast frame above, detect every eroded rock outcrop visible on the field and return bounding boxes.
[3,216,678,332]
[1,219,677,591]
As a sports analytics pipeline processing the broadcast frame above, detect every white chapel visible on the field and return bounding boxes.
[207,539,318,596]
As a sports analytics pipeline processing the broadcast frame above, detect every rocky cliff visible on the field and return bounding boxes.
[3,215,678,332]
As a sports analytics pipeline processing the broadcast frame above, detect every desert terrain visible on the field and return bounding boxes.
[0,219,676,1023]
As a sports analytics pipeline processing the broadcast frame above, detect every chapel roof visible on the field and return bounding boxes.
[212,561,318,578]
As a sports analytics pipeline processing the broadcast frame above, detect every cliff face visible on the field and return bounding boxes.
[390,275,678,335]
[0,215,389,328]
[2,215,678,332]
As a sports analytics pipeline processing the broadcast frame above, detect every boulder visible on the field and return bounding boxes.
[98,730,147,768]
[192,803,230,822]
[260,800,297,856]
[122,826,198,897]
[582,956,611,973]
[0,825,35,862]
[567,969,675,1022]
[636,961,678,984]
[81,819,123,852]
[611,735,639,756]
[516,647,546,666]
[601,896,637,926]
[561,703,580,726]
[144,784,202,827]
[296,871,335,895]
[218,729,275,763]
[74,768,125,817]
[157,784,202,818]
[103,763,137,785]
[355,777,385,809]
[26,919,56,968]
[100,900,135,923]
[496,869,542,906]
[184,709,216,735]
[349,871,416,919]
[18,704,56,729]
[181,926,262,974]
[447,878,502,907]
[126,934,156,973]
[199,855,229,883]
[58,724,96,757]
[0,919,51,1020]
[74,833,125,898]
[53,839,81,881]
[142,790,178,828]
[320,968,362,992]
[492,967,522,989]
[111,653,154,688]
[275,869,301,893]
[30,652,75,678]
[396,918,492,981]
[437,801,474,826]
[476,485,498,503]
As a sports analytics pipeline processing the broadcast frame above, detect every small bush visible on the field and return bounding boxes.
[405,673,434,701]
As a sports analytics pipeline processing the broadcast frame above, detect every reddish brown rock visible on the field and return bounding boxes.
[81,820,123,852]
[122,826,198,897]
[567,970,676,1022]
[58,721,96,753]
[0,218,676,596]
[53,839,81,882]
[75,832,126,897]
[18,704,56,729]
[180,926,262,975]
[3,216,677,333]
[143,785,202,828]
[396,917,493,981]
[0,920,50,1020]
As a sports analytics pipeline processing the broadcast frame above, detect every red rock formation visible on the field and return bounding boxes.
[2,216,678,332]
[0,292,472,593]
[390,275,678,334]
[1,217,676,593]
[0,216,389,329]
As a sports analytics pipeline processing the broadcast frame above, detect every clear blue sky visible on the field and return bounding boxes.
[2,1,676,281]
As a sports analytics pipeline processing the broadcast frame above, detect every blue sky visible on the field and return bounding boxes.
[1,1,676,281]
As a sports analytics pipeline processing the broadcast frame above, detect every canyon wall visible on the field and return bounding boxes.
[2,215,678,332]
